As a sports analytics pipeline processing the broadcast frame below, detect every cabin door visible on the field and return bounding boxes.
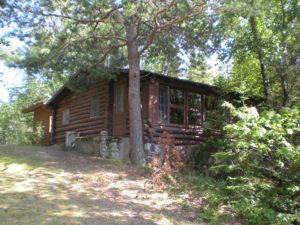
[113,83,127,136]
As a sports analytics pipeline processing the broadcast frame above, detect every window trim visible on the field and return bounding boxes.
[62,109,70,125]
[115,84,125,113]
[90,99,100,118]
[169,87,185,125]
[158,85,207,127]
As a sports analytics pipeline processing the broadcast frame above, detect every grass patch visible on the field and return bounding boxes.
[173,174,238,224]
[0,146,38,170]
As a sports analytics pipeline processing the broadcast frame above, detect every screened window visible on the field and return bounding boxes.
[169,88,184,125]
[115,84,125,113]
[203,95,221,127]
[62,109,70,125]
[188,93,202,125]
[159,86,168,122]
[90,99,100,117]
[158,86,209,126]
[169,88,184,105]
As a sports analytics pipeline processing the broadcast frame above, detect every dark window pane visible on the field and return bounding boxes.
[170,107,184,124]
[116,85,124,113]
[62,109,70,125]
[90,100,100,117]
[159,87,167,122]
[188,93,202,108]
[170,88,184,105]
[188,110,202,125]
[205,95,219,111]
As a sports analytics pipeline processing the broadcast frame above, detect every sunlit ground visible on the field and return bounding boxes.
[0,145,204,225]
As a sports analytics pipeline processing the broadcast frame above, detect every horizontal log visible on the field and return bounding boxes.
[57,127,104,140]
[56,121,105,132]
[69,94,108,106]
[154,128,204,136]
[60,102,108,114]
[68,111,107,120]
[57,91,107,106]
[57,109,106,119]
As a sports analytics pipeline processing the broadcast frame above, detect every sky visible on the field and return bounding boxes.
[0,36,24,103]
[0,62,24,102]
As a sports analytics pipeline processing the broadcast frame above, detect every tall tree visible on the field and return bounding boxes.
[210,0,299,106]
[2,0,207,164]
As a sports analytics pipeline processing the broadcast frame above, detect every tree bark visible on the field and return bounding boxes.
[249,15,271,105]
[125,20,145,165]
[279,0,289,106]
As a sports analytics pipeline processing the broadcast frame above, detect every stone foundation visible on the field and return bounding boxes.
[73,130,163,161]
[74,136,100,156]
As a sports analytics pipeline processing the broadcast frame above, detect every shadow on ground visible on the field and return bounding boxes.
[0,145,205,225]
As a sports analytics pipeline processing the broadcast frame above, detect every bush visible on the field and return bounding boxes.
[211,103,300,224]
[186,138,225,175]
[150,132,184,187]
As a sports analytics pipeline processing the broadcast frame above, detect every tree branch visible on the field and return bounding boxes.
[138,0,176,55]
[92,35,127,42]
[99,43,126,62]
[138,1,202,56]
[40,6,121,24]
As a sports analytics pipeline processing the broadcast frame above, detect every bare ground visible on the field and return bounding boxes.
[0,145,208,225]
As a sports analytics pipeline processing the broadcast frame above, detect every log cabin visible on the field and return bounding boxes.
[22,100,53,145]
[24,70,223,147]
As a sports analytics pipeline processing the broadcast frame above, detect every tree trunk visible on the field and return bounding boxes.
[125,21,145,165]
[249,15,271,105]
[279,0,289,106]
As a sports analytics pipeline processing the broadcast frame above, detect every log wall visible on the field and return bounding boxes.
[54,81,109,143]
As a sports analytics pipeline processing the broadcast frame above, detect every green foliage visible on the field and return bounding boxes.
[211,0,300,106]
[0,77,62,145]
[1,0,210,81]
[187,138,225,173]
[0,101,32,145]
[211,103,300,224]
[192,176,234,224]
[32,122,45,145]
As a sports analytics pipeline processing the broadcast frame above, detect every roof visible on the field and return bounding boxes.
[45,69,220,106]
[140,70,219,95]
[46,85,71,106]
[22,100,49,113]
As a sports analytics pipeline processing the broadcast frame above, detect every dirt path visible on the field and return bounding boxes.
[0,145,206,225]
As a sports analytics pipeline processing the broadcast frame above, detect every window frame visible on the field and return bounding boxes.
[90,99,100,118]
[168,87,185,125]
[62,109,70,125]
[159,86,168,123]
[158,85,207,127]
[187,92,203,126]
[115,84,125,113]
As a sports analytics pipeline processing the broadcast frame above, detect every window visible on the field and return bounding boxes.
[169,88,184,125]
[62,109,70,125]
[159,86,168,122]
[90,99,100,117]
[158,86,205,126]
[203,95,221,127]
[115,84,125,113]
[188,93,202,125]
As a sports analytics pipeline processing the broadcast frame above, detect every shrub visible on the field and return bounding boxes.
[150,132,184,187]
[186,138,226,175]
[211,103,300,224]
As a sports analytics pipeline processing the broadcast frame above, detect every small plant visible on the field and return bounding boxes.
[150,132,184,187]
[32,122,45,145]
